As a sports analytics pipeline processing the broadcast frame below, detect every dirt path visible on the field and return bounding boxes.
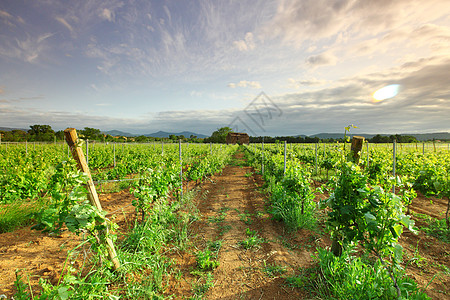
[170,151,324,299]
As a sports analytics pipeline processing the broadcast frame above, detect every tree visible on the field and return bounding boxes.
[79,127,103,141]
[28,125,55,141]
[206,127,233,143]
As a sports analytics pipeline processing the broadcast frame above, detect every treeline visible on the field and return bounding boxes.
[248,134,419,144]
[0,125,429,144]
[0,125,204,143]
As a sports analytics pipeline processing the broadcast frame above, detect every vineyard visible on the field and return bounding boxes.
[0,134,449,299]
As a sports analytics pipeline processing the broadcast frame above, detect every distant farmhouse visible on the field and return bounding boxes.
[226,132,249,145]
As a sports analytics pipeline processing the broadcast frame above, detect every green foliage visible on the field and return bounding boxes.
[313,247,430,300]
[239,228,265,249]
[0,200,41,233]
[420,217,450,243]
[262,262,287,277]
[28,124,55,142]
[33,161,90,233]
[322,160,415,258]
[206,126,233,143]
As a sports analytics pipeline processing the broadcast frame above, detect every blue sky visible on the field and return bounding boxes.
[1,0,449,136]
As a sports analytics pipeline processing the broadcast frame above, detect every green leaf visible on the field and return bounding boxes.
[393,243,403,263]
[57,287,70,300]
[364,212,376,222]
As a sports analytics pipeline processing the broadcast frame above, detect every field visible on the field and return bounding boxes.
[0,140,449,299]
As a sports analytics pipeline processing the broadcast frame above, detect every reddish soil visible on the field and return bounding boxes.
[400,193,450,299]
[1,151,449,299]
[0,190,137,298]
[166,152,325,299]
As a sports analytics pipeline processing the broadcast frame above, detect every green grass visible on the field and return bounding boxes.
[0,200,42,233]
[239,228,265,249]
[238,212,253,225]
[262,263,287,277]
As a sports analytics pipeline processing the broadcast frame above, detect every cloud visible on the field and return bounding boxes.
[99,8,114,22]
[233,32,255,51]
[287,78,327,88]
[264,0,450,47]
[306,52,337,67]
[228,81,261,89]
[55,16,74,34]
[0,33,54,63]
[0,9,13,19]
[0,87,4,94]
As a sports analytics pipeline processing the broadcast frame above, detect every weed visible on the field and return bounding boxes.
[192,272,215,297]
[262,262,287,277]
[196,249,219,270]
[406,240,427,269]
[420,218,450,243]
[240,228,265,249]
[218,224,232,236]
[239,213,253,225]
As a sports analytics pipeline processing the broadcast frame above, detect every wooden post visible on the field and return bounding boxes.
[350,136,365,163]
[64,128,120,271]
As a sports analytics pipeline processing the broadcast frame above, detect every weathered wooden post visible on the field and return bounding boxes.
[350,136,365,163]
[64,128,120,271]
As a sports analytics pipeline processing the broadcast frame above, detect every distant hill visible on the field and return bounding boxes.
[408,132,450,141]
[0,127,28,132]
[104,130,134,137]
[145,131,208,139]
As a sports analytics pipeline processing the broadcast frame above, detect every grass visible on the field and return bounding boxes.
[0,200,42,233]
[239,228,265,249]
[238,212,253,225]
[11,189,201,299]
[262,262,287,277]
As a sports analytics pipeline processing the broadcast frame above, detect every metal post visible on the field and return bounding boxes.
[315,143,318,175]
[393,140,396,193]
[366,142,369,168]
[86,139,89,167]
[284,140,287,176]
[179,140,183,197]
[113,142,116,168]
[262,140,264,176]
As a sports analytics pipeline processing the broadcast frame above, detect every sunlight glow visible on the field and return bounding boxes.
[372,84,401,103]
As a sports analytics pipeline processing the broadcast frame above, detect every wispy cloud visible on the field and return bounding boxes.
[228,81,261,89]
[287,78,327,89]
[55,16,74,34]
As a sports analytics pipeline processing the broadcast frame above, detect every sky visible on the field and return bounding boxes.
[1,0,449,136]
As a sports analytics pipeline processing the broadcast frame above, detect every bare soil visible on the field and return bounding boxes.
[0,190,137,297]
[1,151,449,299]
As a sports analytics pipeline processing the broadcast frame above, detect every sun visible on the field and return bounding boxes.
[372,84,401,103]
